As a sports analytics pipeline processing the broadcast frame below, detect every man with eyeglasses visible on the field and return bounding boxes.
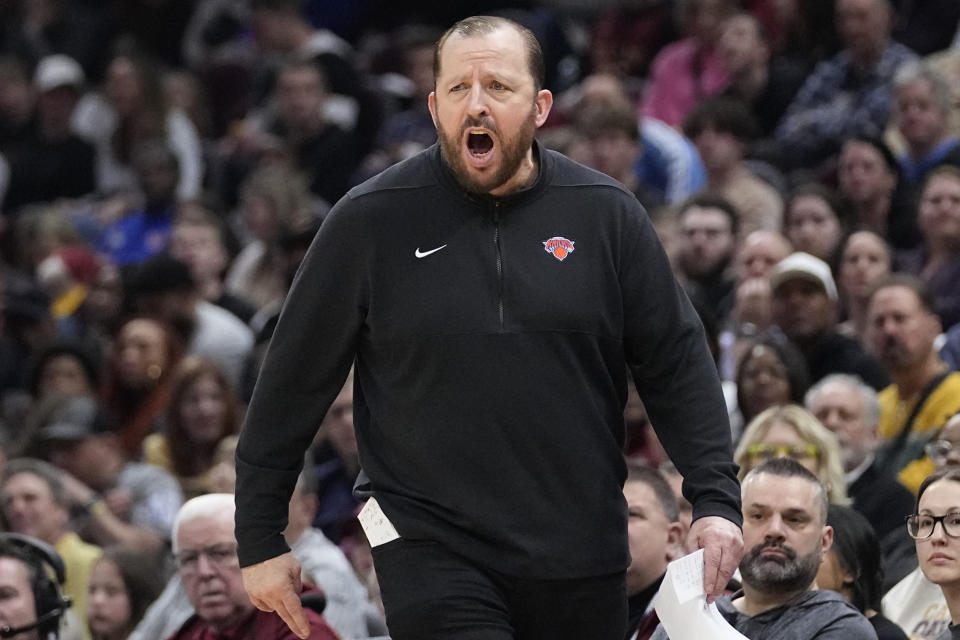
[166,494,337,640]
[652,458,877,640]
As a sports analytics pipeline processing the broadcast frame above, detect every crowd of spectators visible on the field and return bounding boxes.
[2,0,960,638]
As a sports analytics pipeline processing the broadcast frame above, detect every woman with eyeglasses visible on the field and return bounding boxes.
[909,468,960,639]
[733,403,849,504]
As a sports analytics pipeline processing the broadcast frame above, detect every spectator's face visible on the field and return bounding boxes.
[772,278,834,340]
[738,346,792,421]
[0,557,39,640]
[36,85,78,137]
[37,354,93,399]
[739,473,831,594]
[114,319,169,390]
[678,206,735,277]
[717,15,766,74]
[690,0,732,45]
[87,557,132,639]
[839,231,890,302]
[691,126,743,176]
[915,479,960,590]
[928,417,960,470]
[176,512,252,632]
[179,374,229,446]
[104,57,141,118]
[896,78,949,154]
[624,480,684,595]
[736,231,791,281]
[836,0,890,61]
[50,435,122,492]
[785,195,842,263]
[275,67,325,132]
[918,173,960,251]
[429,27,552,196]
[806,380,874,472]
[838,141,895,206]
[0,472,68,544]
[170,223,228,284]
[866,285,940,372]
[588,130,636,181]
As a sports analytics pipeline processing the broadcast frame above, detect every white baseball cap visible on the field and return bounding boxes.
[34,54,85,93]
[770,252,839,301]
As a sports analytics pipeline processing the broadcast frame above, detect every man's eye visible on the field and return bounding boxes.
[491,81,504,90]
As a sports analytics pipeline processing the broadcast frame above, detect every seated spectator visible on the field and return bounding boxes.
[892,62,960,188]
[308,374,361,544]
[652,458,874,639]
[674,194,739,325]
[774,0,917,171]
[143,356,240,500]
[167,493,337,639]
[838,135,920,252]
[734,336,810,435]
[734,404,849,504]
[683,96,784,234]
[907,469,960,638]
[72,51,203,201]
[26,340,101,403]
[3,54,96,214]
[783,184,846,268]
[817,504,909,640]
[97,141,180,267]
[866,275,960,492]
[0,533,75,640]
[87,546,165,640]
[225,163,316,313]
[805,374,916,587]
[641,0,737,127]
[29,395,183,555]
[837,231,892,340]
[623,463,686,640]
[168,203,255,324]
[899,165,960,330]
[99,315,183,459]
[770,252,889,390]
[573,100,665,213]
[0,457,102,631]
[717,12,810,138]
[127,255,253,388]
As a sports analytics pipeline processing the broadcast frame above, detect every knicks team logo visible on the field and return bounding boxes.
[543,236,575,261]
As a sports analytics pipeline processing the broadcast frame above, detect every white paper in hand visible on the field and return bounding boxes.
[654,549,749,640]
[357,497,400,547]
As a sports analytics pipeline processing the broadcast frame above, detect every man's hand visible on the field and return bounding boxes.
[241,553,310,639]
[687,516,744,603]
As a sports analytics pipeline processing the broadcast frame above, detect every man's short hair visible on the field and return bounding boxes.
[743,457,829,523]
[682,96,759,144]
[125,254,196,297]
[624,462,680,523]
[677,192,740,236]
[867,273,938,315]
[434,16,545,92]
[1,458,68,507]
[575,101,639,142]
[805,373,880,429]
[893,61,952,114]
[171,493,235,552]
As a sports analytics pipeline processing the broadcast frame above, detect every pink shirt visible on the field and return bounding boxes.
[641,38,730,128]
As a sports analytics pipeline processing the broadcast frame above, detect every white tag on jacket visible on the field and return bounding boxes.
[357,497,400,547]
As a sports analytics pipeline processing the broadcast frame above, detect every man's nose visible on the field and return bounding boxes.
[467,85,488,118]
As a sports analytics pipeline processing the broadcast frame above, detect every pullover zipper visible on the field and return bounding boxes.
[493,201,504,330]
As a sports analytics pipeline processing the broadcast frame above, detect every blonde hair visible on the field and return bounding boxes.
[734,404,849,505]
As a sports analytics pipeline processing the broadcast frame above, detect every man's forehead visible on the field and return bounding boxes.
[743,473,819,507]
[438,28,526,72]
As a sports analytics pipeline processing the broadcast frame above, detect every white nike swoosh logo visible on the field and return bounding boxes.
[415,245,447,258]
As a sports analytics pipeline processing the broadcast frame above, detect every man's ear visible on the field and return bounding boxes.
[534,89,553,128]
[821,525,834,556]
[428,91,438,128]
[665,521,687,562]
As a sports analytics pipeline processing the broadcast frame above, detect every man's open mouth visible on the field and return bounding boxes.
[466,130,494,157]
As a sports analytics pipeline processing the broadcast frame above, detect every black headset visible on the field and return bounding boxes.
[0,533,72,639]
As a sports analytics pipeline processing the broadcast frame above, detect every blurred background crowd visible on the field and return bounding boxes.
[2,0,960,638]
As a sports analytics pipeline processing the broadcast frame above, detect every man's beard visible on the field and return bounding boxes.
[738,541,821,595]
[436,106,538,196]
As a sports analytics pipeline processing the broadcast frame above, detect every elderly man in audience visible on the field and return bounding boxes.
[652,458,877,639]
[165,493,337,640]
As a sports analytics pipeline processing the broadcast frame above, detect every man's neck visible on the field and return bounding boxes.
[894,354,948,399]
[489,148,538,197]
[909,134,948,163]
[850,42,887,74]
[854,195,891,235]
[735,583,810,616]
[732,64,769,101]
